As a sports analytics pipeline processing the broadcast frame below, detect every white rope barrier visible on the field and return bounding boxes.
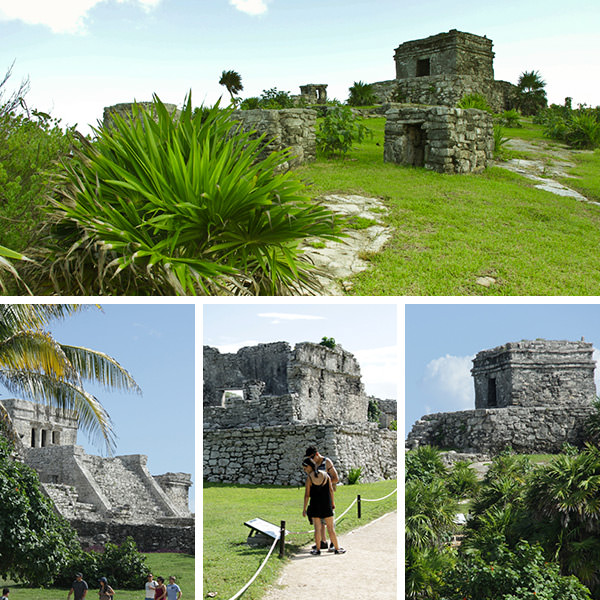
[361,488,398,502]
[225,487,397,599]
[227,537,279,600]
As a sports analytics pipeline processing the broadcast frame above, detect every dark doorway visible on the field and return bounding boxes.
[487,378,497,407]
[416,58,430,77]
[405,124,426,167]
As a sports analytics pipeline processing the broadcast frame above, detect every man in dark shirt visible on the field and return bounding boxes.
[67,573,88,600]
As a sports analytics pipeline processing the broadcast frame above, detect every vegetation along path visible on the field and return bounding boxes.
[261,511,397,600]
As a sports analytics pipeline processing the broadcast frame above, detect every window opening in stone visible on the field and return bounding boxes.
[31,428,36,447]
[487,377,497,407]
[416,58,430,77]
[221,389,244,406]
[405,124,426,167]
[41,429,47,447]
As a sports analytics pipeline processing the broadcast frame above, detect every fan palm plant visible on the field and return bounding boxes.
[516,70,548,116]
[219,69,243,102]
[28,95,344,296]
[0,304,140,453]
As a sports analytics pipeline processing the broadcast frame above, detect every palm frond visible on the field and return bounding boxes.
[0,370,115,454]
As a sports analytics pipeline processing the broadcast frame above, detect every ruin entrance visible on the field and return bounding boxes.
[405,123,426,167]
[487,377,497,407]
[220,389,244,406]
[416,58,430,77]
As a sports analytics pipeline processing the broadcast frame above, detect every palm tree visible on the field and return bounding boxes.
[219,69,243,102]
[0,304,141,454]
[516,70,548,116]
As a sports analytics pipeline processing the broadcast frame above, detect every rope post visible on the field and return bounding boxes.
[279,520,286,558]
[357,495,362,519]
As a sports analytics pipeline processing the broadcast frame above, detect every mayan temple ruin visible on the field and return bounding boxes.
[203,341,397,486]
[406,339,597,454]
[3,398,194,552]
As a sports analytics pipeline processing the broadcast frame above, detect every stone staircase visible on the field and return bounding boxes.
[43,483,98,520]
[79,454,171,523]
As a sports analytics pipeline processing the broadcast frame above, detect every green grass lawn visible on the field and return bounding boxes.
[0,553,195,600]
[204,480,397,600]
[297,117,600,295]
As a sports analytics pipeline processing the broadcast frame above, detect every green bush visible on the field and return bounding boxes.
[367,397,381,423]
[55,537,149,590]
[239,96,260,110]
[457,93,492,112]
[27,95,344,295]
[347,81,376,106]
[316,105,370,157]
[0,436,81,586]
[493,124,509,154]
[498,109,522,128]
[405,446,447,484]
[347,466,362,484]
[538,102,600,149]
[258,87,294,109]
[319,336,336,348]
[447,460,479,499]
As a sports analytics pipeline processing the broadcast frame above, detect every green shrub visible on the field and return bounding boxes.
[316,105,370,157]
[493,124,509,154]
[258,87,294,109]
[319,336,336,348]
[447,460,479,499]
[27,95,344,295]
[564,110,600,149]
[498,109,522,128]
[239,96,260,110]
[367,398,381,423]
[347,81,376,106]
[0,436,81,586]
[457,93,492,112]
[405,446,447,484]
[389,420,397,431]
[347,466,362,484]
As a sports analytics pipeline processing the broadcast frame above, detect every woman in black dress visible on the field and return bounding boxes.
[302,457,346,555]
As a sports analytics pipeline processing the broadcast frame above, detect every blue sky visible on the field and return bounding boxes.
[0,302,196,507]
[405,302,600,437]
[1,0,598,135]
[203,301,398,400]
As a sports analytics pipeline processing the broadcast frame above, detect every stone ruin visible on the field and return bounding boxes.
[203,341,397,485]
[406,339,597,454]
[371,29,516,112]
[297,84,328,105]
[3,398,194,553]
[383,104,493,173]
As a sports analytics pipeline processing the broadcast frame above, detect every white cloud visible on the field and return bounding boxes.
[229,0,269,16]
[257,312,326,324]
[424,354,475,411]
[0,0,162,34]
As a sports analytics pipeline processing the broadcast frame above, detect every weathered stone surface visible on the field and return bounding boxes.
[407,339,597,455]
[383,103,493,173]
[370,30,517,112]
[204,342,397,485]
[230,108,317,167]
[3,398,193,552]
[103,102,180,130]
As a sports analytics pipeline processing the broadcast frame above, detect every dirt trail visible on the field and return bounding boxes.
[260,511,397,600]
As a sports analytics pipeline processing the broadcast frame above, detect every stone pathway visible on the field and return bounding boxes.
[301,194,392,295]
[261,511,397,600]
[495,138,596,204]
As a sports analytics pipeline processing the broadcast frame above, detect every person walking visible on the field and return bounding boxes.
[67,573,88,600]
[145,573,158,600]
[154,577,167,600]
[302,456,346,556]
[166,576,182,600]
[98,578,114,600]
[304,446,340,551]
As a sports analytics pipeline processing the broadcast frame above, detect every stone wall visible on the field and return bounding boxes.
[204,342,367,424]
[406,405,595,454]
[71,519,194,554]
[204,423,397,486]
[472,340,596,409]
[103,102,180,130]
[394,30,495,80]
[383,103,493,174]
[3,398,79,447]
[230,108,317,167]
